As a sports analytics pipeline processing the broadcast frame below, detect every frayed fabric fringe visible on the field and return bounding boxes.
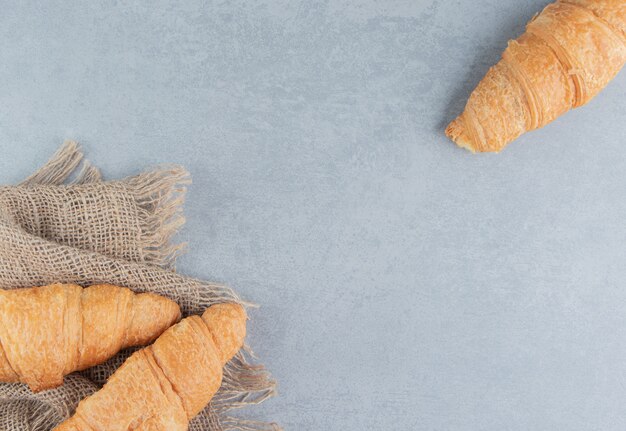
[0,141,277,431]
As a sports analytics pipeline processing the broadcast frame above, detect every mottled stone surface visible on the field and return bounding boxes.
[1,1,625,429]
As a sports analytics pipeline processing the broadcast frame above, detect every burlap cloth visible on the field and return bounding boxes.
[0,142,278,431]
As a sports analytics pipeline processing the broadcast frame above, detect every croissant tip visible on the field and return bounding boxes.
[28,380,57,393]
[445,117,477,153]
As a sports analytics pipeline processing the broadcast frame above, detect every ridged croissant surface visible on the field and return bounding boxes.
[446,0,626,152]
[0,283,180,392]
[54,303,246,431]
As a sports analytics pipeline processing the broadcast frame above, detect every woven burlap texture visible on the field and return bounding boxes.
[0,142,277,431]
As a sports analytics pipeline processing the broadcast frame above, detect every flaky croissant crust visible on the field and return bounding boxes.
[54,303,246,431]
[446,0,626,152]
[0,283,180,392]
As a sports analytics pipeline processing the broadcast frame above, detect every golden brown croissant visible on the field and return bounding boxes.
[54,303,246,431]
[446,0,626,152]
[0,283,180,392]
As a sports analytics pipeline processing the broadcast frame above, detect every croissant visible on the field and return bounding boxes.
[0,283,180,392]
[446,0,626,152]
[54,303,246,431]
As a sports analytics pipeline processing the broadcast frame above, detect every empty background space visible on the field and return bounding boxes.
[1,0,625,429]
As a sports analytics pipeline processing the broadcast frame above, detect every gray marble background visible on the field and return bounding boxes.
[1,1,625,429]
